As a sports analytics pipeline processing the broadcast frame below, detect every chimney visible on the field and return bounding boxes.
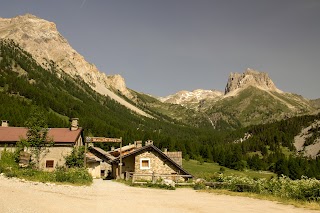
[111,146,115,151]
[163,148,168,153]
[1,120,9,127]
[145,140,153,146]
[70,118,79,131]
[135,141,142,148]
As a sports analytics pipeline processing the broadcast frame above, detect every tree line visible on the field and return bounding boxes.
[1,39,320,179]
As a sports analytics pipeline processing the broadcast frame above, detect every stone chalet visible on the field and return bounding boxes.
[0,119,191,180]
[0,119,83,170]
[88,140,192,181]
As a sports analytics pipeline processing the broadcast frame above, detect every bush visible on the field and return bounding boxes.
[65,147,85,168]
[55,167,92,185]
[194,182,206,190]
[0,149,19,176]
[205,174,320,201]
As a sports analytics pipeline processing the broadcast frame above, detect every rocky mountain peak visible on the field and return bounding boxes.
[0,14,152,117]
[160,89,223,105]
[0,14,127,93]
[225,68,280,95]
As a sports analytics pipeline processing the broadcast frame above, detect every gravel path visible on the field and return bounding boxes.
[0,175,318,213]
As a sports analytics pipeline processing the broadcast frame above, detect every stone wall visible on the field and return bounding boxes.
[122,155,135,173]
[134,150,179,175]
[39,146,73,170]
[0,145,73,171]
[87,161,101,178]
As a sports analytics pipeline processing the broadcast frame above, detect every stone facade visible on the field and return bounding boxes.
[110,145,191,181]
[87,161,101,178]
[0,145,74,171]
[38,146,74,170]
[122,155,135,173]
[134,151,179,175]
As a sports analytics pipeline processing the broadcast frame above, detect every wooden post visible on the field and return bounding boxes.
[125,171,130,181]
[84,137,90,168]
[132,174,135,184]
[152,171,156,184]
[83,142,87,167]
[119,137,123,179]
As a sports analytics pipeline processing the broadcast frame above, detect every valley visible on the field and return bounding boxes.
[0,14,320,182]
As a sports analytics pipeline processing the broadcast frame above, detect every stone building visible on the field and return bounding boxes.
[105,141,192,181]
[0,119,83,170]
[85,150,112,179]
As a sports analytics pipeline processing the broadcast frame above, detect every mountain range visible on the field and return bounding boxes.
[0,14,318,128]
[159,68,318,128]
[1,14,320,176]
[1,14,318,129]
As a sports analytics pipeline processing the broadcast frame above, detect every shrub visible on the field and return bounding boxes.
[65,147,85,168]
[194,182,206,190]
[0,149,19,176]
[205,174,320,201]
[55,167,92,185]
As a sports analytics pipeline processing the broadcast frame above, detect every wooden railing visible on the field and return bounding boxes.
[126,172,193,185]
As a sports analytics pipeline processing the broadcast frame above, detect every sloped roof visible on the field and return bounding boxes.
[0,127,82,143]
[86,152,102,163]
[110,144,192,176]
[89,146,116,162]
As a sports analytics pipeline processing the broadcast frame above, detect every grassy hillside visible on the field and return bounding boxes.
[130,90,213,128]
[183,159,275,179]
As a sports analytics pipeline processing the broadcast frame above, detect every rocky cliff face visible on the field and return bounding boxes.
[0,14,128,95]
[225,68,281,95]
[0,14,150,117]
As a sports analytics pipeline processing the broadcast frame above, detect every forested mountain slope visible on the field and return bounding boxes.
[1,39,320,180]
[0,14,151,118]
[0,39,220,153]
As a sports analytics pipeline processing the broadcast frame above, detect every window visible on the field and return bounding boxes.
[46,160,54,168]
[140,158,150,170]
[141,160,149,167]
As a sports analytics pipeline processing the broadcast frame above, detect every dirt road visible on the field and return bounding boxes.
[0,175,318,213]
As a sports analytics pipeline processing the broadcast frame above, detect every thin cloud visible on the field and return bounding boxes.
[80,0,86,8]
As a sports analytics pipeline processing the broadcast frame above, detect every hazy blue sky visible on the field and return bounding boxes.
[1,0,320,99]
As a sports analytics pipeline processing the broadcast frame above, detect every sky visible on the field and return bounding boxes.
[1,0,320,99]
